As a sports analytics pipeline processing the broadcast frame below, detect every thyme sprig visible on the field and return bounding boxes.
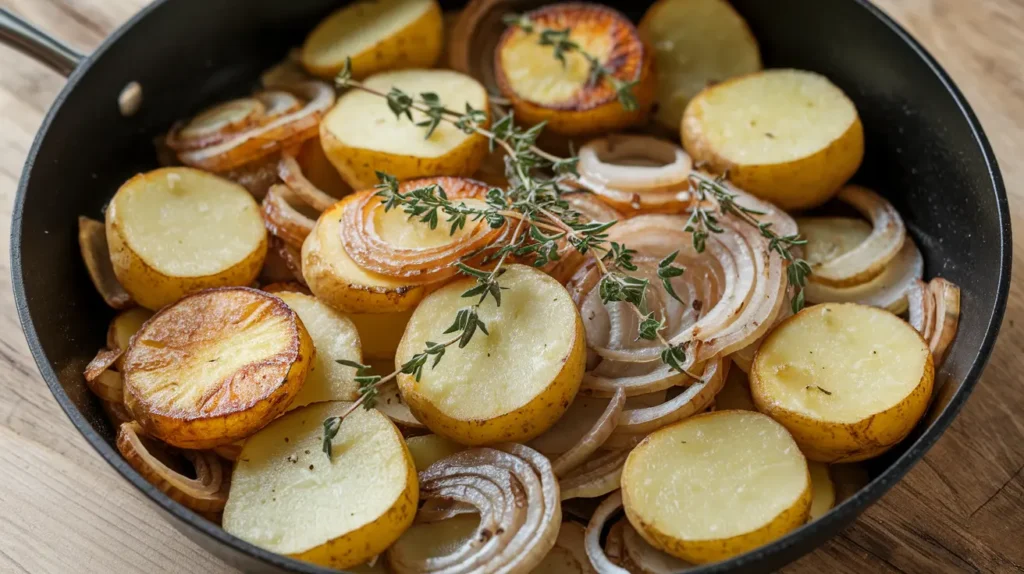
[501,13,639,111]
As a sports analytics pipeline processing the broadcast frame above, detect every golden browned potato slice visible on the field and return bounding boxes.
[808,461,836,521]
[682,69,864,210]
[301,0,443,80]
[321,69,490,189]
[750,303,934,462]
[797,217,872,267]
[495,3,655,136]
[396,264,586,445]
[302,197,430,314]
[122,287,313,449]
[622,410,811,564]
[106,167,267,310]
[224,402,418,569]
[348,310,414,360]
[405,434,466,471]
[639,0,761,131]
[275,291,362,408]
[79,216,134,309]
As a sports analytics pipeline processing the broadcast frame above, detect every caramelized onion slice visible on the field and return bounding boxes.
[116,421,229,512]
[585,492,631,574]
[261,184,317,250]
[811,185,906,287]
[278,152,339,212]
[78,216,134,309]
[927,278,960,367]
[84,347,123,384]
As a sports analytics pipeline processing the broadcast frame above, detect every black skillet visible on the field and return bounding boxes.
[3,0,1011,572]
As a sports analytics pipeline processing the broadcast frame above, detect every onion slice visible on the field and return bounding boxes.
[375,383,427,432]
[278,153,338,212]
[907,279,929,334]
[805,235,923,314]
[560,450,630,501]
[576,136,693,213]
[551,389,625,477]
[622,522,690,573]
[613,359,725,436]
[584,492,631,574]
[262,184,317,250]
[116,421,229,512]
[927,278,960,367]
[269,236,305,286]
[78,216,134,309]
[811,185,906,287]
[84,347,123,384]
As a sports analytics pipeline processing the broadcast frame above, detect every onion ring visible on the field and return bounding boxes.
[811,185,906,287]
[552,388,625,477]
[84,347,123,385]
[560,449,630,501]
[612,359,725,436]
[805,235,923,314]
[907,279,929,334]
[928,278,960,367]
[261,184,317,250]
[576,136,693,214]
[584,492,631,574]
[116,421,229,513]
[622,521,690,573]
[78,216,134,310]
[278,152,339,212]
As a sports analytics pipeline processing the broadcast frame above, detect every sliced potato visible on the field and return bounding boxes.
[106,167,267,310]
[808,461,836,521]
[301,0,443,80]
[302,197,429,314]
[122,287,313,449]
[79,216,134,309]
[405,434,465,471]
[797,217,872,267]
[224,402,417,569]
[639,0,762,131]
[750,303,934,462]
[275,291,362,408]
[622,410,811,564]
[107,307,154,371]
[348,310,414,360]
[396,264,586,445]
[682,69,864,210]
[495,3,655,136]
[321,69,490,189]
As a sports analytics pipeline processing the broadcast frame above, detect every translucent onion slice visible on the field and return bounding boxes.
[585,492,631,574]
[552,389,625,478]
[529,391,666,456]
[261,184,317,250]
[340,180,507,284]
[560,450,630,500]
[116,421,229,513]
[534,522,596,574]
[78,216,134,310]
[805,235,923,314]
[576,135,693,213]
[927,278,960,367]
[541,193,623,284]
[907,279,932,339]
[174,81,334,173]
[622,521,691,573]
[278,152,339,212]
[612,359,725,436]
[810,185,906,287]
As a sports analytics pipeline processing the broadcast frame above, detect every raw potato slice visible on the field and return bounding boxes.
[682,69,864,210]
[797,217,872,267]
[106,167,267,310]
[302,198,429,314]
[622,410,812,564]
[224,402,417,569]
[321,69,490,189]
[639,0,762,131]
[495,3,655,136]
[275,291,362,408]
[751,303,934,462]
[808,461,836,521]
[348,310,414,360]
[396,264,586,445]
[79,216,134,309]
[301,0,443,80]
[122,287,314,449]
[405,434,465,471]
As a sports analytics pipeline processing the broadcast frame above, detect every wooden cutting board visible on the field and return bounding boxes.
[0,0,1021,572]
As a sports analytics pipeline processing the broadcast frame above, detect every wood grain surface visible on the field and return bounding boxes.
[0,0,1022,572]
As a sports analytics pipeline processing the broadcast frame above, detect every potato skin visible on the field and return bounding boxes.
[122,287,314,449]
[681,73,864,211]
[749,307,935,463]
[320,118,490,191]
[301,0,444,80]
[106,169,267,310]
[396,308,587,446]
[301,198,429,314]
[289,419,419,569]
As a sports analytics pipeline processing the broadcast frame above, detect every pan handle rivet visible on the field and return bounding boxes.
[118,81,143,117]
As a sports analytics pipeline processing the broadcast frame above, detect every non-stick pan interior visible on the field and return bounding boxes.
[12,0,1009,572]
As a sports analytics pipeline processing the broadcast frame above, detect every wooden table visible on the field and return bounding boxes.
[1,0,1022,572]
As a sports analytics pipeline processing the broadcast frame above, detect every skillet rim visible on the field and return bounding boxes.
[8,0,1011,572]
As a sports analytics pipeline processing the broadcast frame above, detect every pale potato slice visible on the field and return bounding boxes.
[682,69,864,210]
[301,0,443,80]
[302,198,429,314]
[396,264,586,445]
[622,410,811,564]
[495,3,656,136]
[750,303,934,462]
[639,0,761,131]
[106,167,267,310]
[321,69,490,189]
[405,434,465,471]
[348,310,414,360]
[107,307,154,371]
[808,461,836,521]
[122,287,313,449]
[797,217,872,267]
[224,402,417,569]
[275,291,362,408]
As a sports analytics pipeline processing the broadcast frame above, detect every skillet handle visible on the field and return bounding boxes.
[0,8,83,77]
